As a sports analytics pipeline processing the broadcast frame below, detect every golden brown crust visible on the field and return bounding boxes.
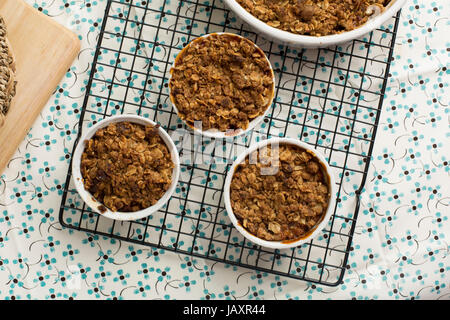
[230,143,331,241]
[236,0,391,36]
[0,15,17,128]
[169,33,274,132]
[80,122,174,212]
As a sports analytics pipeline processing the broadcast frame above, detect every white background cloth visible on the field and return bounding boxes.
[0,0,448,299]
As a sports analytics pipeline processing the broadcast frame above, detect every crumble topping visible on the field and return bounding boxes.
[169,33,274,133]
[0,16,17,128]
[81,121,174,212]
[230,143,331,241]
[236,0,392,36]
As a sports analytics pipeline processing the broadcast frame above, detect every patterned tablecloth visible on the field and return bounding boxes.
[0,0,448,300]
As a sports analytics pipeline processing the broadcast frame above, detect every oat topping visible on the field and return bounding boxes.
[80,122,174,212]
[230,143,331,241]
[0,16,17,128]
[236,0,392,36]
[169,33,274,133]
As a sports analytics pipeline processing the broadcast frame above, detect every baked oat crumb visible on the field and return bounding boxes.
[230,143,331,241]
[169,33,274,132]
[81,121,174,212]
[236,0,392,36]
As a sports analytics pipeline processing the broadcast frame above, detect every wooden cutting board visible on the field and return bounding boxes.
[0,0,80,173]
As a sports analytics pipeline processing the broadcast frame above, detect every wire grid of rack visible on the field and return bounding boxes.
[59,0,401,286]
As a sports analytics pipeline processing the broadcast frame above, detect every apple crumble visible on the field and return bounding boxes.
[230,143,331,241]
[236,0,392,36]
[169,33,274,133]
[81,121,174,212]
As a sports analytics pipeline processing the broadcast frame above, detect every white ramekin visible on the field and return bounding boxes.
[223,0,406,48]
[168,32,275,139]
[223,137,337,249]
[72,114,180,221]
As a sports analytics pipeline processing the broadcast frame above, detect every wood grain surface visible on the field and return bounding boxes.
[0,0,80,173]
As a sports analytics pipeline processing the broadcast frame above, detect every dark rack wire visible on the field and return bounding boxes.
[59,0,401,286]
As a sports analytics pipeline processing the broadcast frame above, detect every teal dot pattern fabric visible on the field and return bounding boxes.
[0,0,448,299]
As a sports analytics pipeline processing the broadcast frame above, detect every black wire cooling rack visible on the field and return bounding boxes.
[59,0,401,286]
